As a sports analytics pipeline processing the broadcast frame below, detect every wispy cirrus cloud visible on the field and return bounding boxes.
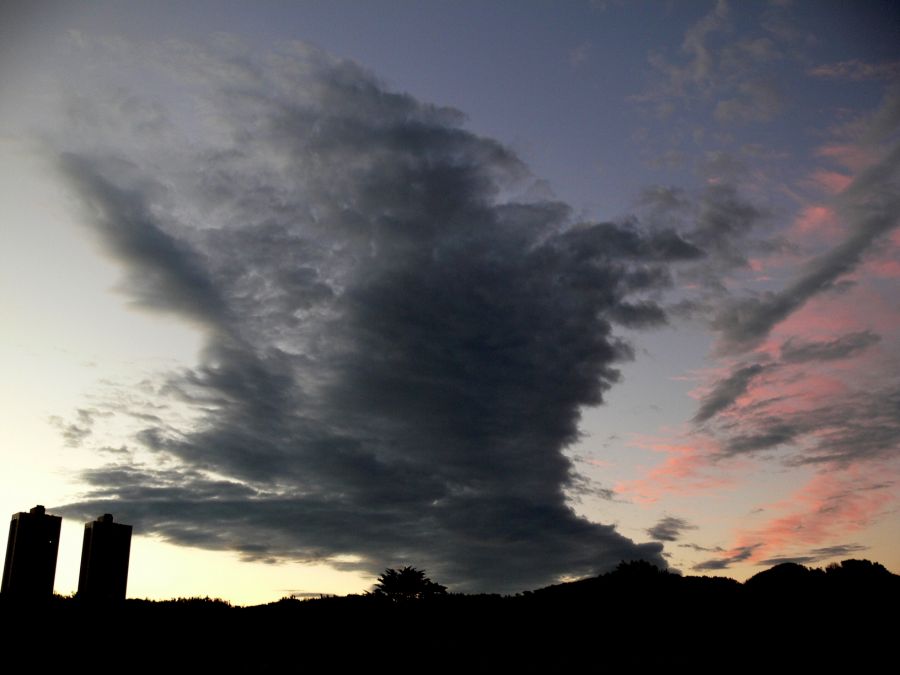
[721,466,896,567]
[635,0,790,126]
[758,543,869,567]
[693,544,759,571]
[780,331,880,364]
[809,59,900,82]
[615,436,735,504]
[692,362,769,424]
[712,140,900,355]
[636,181,779,296]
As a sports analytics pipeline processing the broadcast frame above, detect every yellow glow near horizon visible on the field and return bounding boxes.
[0,142,380,605]
[51,528,374,605]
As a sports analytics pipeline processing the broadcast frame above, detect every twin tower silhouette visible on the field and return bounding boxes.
[1,505,132,603]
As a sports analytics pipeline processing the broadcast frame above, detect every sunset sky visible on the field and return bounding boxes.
[1,0,898,604]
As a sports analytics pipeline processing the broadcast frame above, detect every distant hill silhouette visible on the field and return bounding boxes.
[3,559,897,668]
[744,558,900,597]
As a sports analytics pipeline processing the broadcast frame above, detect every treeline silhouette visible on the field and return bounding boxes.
[4,559,896,668]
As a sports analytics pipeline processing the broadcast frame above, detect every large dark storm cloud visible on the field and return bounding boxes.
[50,39,701,591]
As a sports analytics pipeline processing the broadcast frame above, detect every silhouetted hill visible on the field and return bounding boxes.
[529,558,743,602]
[744,558,900,600]
[824,557,899,585]
[3,559,897,669]
[745,560,821,590]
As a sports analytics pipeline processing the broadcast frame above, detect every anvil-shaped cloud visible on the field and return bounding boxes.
[52,39,707,592]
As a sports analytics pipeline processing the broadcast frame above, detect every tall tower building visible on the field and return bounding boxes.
[77,513,132,602]
[2,505,62,600]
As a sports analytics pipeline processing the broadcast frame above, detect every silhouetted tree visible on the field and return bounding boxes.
[372,566,447,601]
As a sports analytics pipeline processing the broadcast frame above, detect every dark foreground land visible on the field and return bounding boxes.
[3,559,897,669]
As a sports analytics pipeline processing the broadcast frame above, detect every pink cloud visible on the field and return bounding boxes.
[862,233,900,278]
[794,204,837,234]
[744,258,778,281]
[815,143,874,172]
[739,369,848,417]
[867,259,900,278]
[753,338,782,361]
[615,436,734,504]
[808,169,852,195]
[773,280,899,342]
[685,361,748,404]
[728,464,897,563]
[789,205,841,242]
[773,290,864,339]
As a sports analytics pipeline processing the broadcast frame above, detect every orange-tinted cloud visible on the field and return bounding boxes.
[615,436,734,504]
[729,464,897,563]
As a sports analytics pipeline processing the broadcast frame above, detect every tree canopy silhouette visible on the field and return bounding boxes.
[372,566,447,601]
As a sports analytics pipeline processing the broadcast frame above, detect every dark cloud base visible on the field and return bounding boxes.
[46,39,714,592]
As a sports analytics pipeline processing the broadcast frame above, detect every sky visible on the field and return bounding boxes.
[1,0,898,604]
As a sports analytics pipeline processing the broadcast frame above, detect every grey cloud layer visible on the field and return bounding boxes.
[780,331,880,363]
[646,516,697,542]
[689,337,898,465]
[638,0,789,125]
[690,329,881,426]
[693,363,767,424]
[809,60,900,82]
[637,182,776,296]
[713,134,900,356]
[693,544,758,571]
[719,382,900,465]
[759,544,869,567]
[49,40,711,592]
